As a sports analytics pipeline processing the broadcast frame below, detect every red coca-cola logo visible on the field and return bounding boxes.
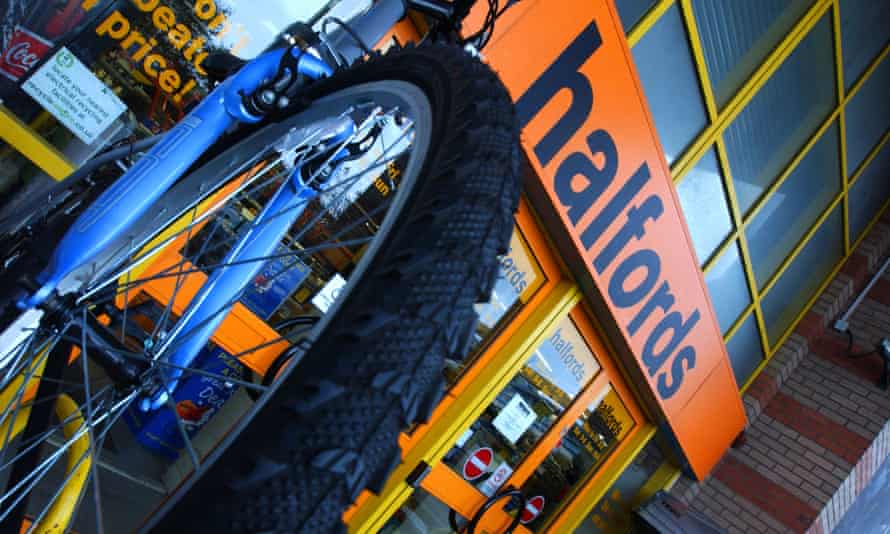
[0,26,53,81]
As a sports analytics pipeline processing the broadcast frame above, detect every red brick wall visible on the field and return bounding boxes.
[670,216,890,534]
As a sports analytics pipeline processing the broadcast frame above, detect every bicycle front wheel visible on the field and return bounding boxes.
[0,43,520,534]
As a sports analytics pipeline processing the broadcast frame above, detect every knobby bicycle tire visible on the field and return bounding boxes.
[140,43,521,533]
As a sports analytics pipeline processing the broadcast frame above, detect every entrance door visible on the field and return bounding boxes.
[380,306,645,533]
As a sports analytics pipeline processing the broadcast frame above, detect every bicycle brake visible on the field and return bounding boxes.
[243,45,311,117]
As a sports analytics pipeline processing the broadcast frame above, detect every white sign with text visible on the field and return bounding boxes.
[491,394,537,444]
[23,47,126,144]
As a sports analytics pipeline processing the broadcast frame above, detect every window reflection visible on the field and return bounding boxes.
[577,440,665,533]
[519,386,635,529]
[723,14,836,215]
[631,4,708,166]
[676,149,734,264]
[443,224,545,389]
[442,315,600,497]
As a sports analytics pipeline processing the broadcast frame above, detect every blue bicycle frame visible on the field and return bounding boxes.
[17,47,335,410]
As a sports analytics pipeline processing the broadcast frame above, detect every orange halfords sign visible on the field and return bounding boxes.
[481,0,746,477]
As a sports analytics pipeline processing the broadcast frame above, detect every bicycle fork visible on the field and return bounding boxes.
[138,166,322,411]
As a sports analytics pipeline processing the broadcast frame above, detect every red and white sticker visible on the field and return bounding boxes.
[462,447,493,480]
[0,26,53,81]
[520,495,545,524]
[478,461,513,497]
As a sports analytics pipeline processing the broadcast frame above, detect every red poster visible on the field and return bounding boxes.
[0,25,52,81]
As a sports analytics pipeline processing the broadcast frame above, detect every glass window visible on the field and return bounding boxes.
[632,5,708,166]
[723,14,836,215]
[441,315,601,496]
[726,313,765,388]
[676,148,734,265]
[615,0,657,33]
[762,204,843,346]
[849,141,890,243]
[746,121,841,288]
[577,439,665,534]
[845,55,890,176]
[444,224,546,389]
[379,486,464,533]
[0,1,335,195]
[691,0,815,108]
[840,0,890,90]
[705,243,751,335]
[519,385,635,529]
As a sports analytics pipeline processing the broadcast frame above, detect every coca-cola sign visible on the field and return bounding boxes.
[0,26,53,81]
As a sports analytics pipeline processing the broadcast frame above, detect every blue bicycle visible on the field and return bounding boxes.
[0,0,520,531]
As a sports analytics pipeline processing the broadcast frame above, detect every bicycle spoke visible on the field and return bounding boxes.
[160,381,200,472]
[80,119,410,314]
[0,336,58,464]
[149,202,203,349]
[0,329,47,392]
[145,125,411,361]
[77,111,355,302]
[130,351,271,394]
[81,307,106,534]
[0,389,132,522]
[120,237,135,345]
[0,98,422,532]
[87,230,376,309]
[23,437,93,534]
[76,154,289,302]
[0,391,112,474]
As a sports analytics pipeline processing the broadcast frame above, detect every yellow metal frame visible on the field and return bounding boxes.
[639,461,682,503]
[627,0,890,384]
[348,282,580,533]
[0,344,91,533]
[0,105,74,181]
[626,0,674,47]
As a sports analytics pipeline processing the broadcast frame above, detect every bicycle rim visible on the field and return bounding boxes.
[0,80,433,533]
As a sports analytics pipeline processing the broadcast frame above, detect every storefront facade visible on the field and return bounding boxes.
[0,0,888,532]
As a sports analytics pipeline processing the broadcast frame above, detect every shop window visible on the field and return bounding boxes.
[849,141,890,243]
[518,385,635,530]
[0,1,333,189]
[631,4,708,166]
[845,55,890,176]
[726,312,765,388]
[443,223,547,389]
[746,121,841,288]
[441,314,602,492]
[761,203,843,346]
[704,242,751,336]
[575,439,665,534]
[723,14,836,216]
[691,0,815,108]
[614,0,657,34]
[676,148,733,265]
[840,0,890,90]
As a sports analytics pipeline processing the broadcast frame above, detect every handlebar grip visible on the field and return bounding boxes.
[325,0,407,65]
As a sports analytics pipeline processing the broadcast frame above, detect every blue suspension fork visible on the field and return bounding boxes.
[141,166,325,411]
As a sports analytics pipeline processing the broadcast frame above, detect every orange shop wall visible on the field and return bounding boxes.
[476,0,746,479]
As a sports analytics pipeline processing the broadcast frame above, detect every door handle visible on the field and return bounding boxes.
[458,488,526,534]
